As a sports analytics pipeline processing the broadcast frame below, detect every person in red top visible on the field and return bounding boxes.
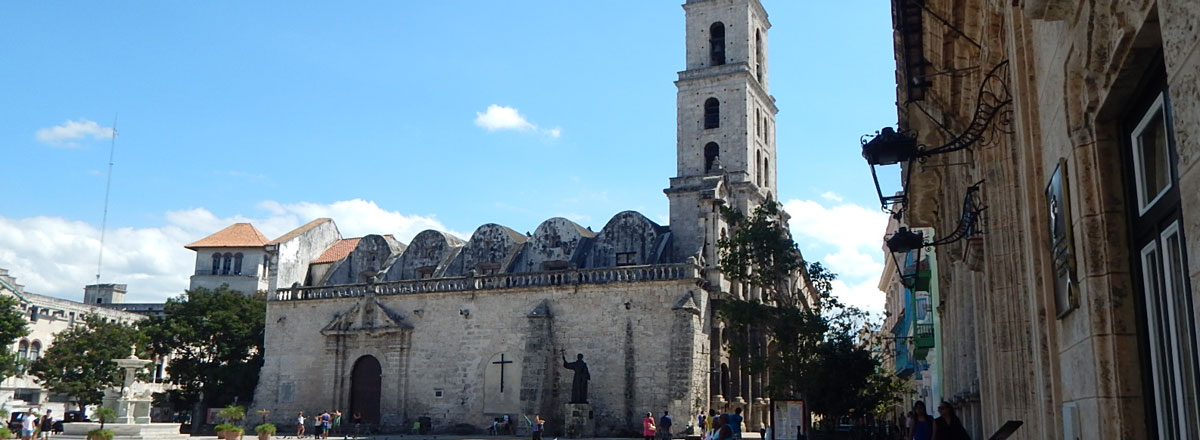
[642,412,657,440]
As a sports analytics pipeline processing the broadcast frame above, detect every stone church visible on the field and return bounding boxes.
[184,0,806,435]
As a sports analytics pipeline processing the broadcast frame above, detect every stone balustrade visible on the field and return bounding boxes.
[274,263,701,301]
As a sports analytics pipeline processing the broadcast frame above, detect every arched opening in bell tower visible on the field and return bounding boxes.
[704,98,720,129]
[705,142,720,173]
[709,22,726,66]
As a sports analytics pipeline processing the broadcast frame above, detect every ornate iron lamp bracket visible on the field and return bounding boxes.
[885,181,987,288]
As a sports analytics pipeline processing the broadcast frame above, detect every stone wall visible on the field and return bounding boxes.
[888,0,1200,438]
[254,276,709,436]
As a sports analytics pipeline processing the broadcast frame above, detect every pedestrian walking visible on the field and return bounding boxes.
[531,415,544,440]
[933,402,969,440]
[40,410,55,440]
[642,412,657,440]
[296,412,306,438]
[712,414,733,440]
[332,411,342,438]
[910,401,932,440]
[658,411,673,440]
[727,408,743,440]
[22,412,38,440]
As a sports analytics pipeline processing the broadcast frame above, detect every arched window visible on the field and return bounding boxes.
[763,157,770,188]
[704,98,720,129]
[709,22,725,66]
[755,29,764,83]
[17,340,28,361]
[756,150,763,186]
[30,341,40,361]
[222,253,233,275]
[705,142,720,173]
[211,254,221,275]
[233,253,244,275]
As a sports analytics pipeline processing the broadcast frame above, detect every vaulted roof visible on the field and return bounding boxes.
[312,238,362,264]
[184,223,269,250]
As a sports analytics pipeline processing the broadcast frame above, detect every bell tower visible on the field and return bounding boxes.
[666,0,777,265]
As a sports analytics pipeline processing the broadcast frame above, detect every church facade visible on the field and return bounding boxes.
[210,0,802,435]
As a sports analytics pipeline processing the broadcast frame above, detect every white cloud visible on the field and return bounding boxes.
[256,199,465,240]
[474,105,561,138]
[782,198,890,311]
[35,119,115,147]
[819,191,844,203]
[0,200,460,303]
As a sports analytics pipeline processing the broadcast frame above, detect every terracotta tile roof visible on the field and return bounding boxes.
[312,238,362,264]
[270,218,334,245]
[184,223,270,250]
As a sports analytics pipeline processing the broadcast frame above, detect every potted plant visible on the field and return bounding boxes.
[254,423,276,440]
[224,426,244,440]
[217,406,246,440]
[214,423,234,439]
[88,407,117,440]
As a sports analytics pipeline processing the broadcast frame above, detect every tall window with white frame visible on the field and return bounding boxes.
[1124,77,1200,439]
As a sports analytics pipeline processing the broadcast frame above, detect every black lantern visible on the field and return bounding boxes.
[886,227,927,289]
[884,183,987,290]
[862,127,919,212]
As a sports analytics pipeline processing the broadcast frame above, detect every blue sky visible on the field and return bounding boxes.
[0,1,896,307]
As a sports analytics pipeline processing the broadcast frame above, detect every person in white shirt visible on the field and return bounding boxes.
[21,412,38,440]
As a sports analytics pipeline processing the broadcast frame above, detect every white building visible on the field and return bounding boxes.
[0,270,159,414]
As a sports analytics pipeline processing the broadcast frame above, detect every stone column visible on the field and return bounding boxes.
[729,345,743,404]
[710,321,724,404]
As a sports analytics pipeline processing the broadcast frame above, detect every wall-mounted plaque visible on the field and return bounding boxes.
[1046,158,1078,317]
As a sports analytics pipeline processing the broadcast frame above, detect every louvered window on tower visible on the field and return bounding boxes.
[704,98,720,129]
[709,22,725,65]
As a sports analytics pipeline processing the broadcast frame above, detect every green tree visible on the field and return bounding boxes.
[28,315,147,408]
[716,201,900,428]
[0,295,30,379]
[142,285,265,407]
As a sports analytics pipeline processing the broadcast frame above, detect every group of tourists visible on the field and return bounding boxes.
[905,401,969,440]
[14,409,57,440]
[697,407,744,440]
[642,407,745,440]
[489,414,544,439]
[294,410,343,439]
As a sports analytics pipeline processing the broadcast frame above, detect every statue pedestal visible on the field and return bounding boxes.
[563,403,594,439]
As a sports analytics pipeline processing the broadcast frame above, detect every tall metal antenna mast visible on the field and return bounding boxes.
[96,115,118,282]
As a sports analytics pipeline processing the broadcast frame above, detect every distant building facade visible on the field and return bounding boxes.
[0,270,152,414]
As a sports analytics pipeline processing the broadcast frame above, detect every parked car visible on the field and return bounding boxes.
[63,411,89,423]
[8,412,30,433]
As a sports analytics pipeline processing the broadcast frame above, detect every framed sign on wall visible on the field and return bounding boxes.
[1046,158,1078,317]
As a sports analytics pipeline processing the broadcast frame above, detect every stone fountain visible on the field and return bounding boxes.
[62,354,189,440]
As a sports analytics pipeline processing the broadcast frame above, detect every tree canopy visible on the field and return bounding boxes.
[142,285,265,407]
[0,295,30,380]
[28,315,147,408]
[716,200,901,426]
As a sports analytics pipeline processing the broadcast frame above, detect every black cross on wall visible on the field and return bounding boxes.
[492,354,513,392]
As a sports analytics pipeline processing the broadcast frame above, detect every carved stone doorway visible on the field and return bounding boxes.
[350,355,382,424]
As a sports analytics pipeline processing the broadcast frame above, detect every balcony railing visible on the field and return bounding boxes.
[912,322,935,360]
[274,263,701,301]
